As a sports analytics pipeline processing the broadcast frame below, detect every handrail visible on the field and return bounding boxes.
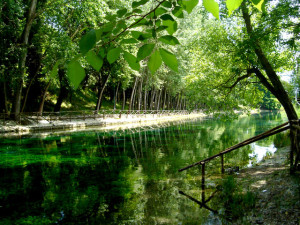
[178,121,291,172]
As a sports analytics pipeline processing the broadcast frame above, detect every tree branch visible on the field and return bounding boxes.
[103,0,167,46]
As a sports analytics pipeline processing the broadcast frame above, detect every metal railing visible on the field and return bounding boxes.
[178,120,295,187]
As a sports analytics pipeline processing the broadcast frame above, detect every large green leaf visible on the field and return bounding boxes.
[137,44,155,61]
[172,6,184,18]
[251,0,264,11]
[131,31,152,41]
[148,50,162,74]
[67,60,85,90]
[158,35,180,45]
[120,38,139,44]
[251,0,262,4]
[86,51,103,71]
[79,29,96,54]
[123,51,140,71]
[163,19,178,35]
[203,0,219,19]
[182,0,199,14]
[226,0,243,16]
[159,48,178,72]
[107,47,122,64]
[117,8,127,18]
[160,14,174,21]
[49,61,60,79]
[132,0,149,8]
[161,1,172,8]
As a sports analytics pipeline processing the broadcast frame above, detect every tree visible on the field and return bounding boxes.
[62,0,298,171]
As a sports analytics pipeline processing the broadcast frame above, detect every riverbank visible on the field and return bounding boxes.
[0,112,208,136]
[236,146,300,224]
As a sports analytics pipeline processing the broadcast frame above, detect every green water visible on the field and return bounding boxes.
[0,112,289,224]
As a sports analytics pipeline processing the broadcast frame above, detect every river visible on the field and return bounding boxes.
[0,111,289,224]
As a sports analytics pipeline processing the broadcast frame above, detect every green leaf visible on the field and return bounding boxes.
[132,0,149,8]
[156,26,168,32]
[226,0,243,16]
[107,47,122,64]
[117,8,127,18]
[148,50,162,74]
[251,0,261,4]
[86,51,103,71]
[251,0,264,11]
[79,29,96,54]
[95,29,103,41]
[98,48,106,58]
[163,19,178,35]
[182,0,199,14]
[203,0,219,19]
[172,6,184,18]
[137,44,155,61]
[120,38,139,44]
[49,61,60,79]
[132,18,148,28]
[123,51,140,71]
[161,1,172,8]
[155,8,168,16]
[67,60,85,90]
[159,48,178,72]
[131,31,152,41]
[158,35,180,45]
[160,14,174,21]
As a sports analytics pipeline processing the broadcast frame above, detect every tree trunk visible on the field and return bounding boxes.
[129,76,138,112]
[138,77,143,110]
[114,82,120,110]
[3,82,8,113]
[21,60,41,113]
[122,89,126,110]
[144,90,148,111]
[156,89,162,110]
[241,3,299,171]
[38,81,51,115]
[163,88,167,110]
[12,0,37,119]
[95,73,110,112]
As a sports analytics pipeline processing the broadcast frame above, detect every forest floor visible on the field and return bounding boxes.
[236,146,300,224]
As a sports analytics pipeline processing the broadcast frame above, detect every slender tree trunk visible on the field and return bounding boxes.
[150,89,156,110]
[162,88,167,110]
[129,77,138,112]
[138,77,143,110]
[241,3,299,171]
[3,82,8,113]
[156,89,162,110]
[95,74,110,112]
[122,89,126,110]
[21,60,41,113]
[144,90,147,111]
[114,82,120,110]
[38,81,51,115]
[12,0,37,119]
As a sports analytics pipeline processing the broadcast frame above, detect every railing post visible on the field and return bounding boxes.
[202,163,205,189]
[221,154,225,174]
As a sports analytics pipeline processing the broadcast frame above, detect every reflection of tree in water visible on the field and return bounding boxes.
[0,112,287,224]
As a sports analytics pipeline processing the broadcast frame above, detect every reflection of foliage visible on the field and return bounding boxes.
[215,176,256,221]
[274,131,290,148]
[0,112,287,224]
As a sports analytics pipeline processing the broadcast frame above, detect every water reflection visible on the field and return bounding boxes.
[0,112,289,224]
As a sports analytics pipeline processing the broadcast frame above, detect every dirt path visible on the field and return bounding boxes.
[236,146,300,224]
